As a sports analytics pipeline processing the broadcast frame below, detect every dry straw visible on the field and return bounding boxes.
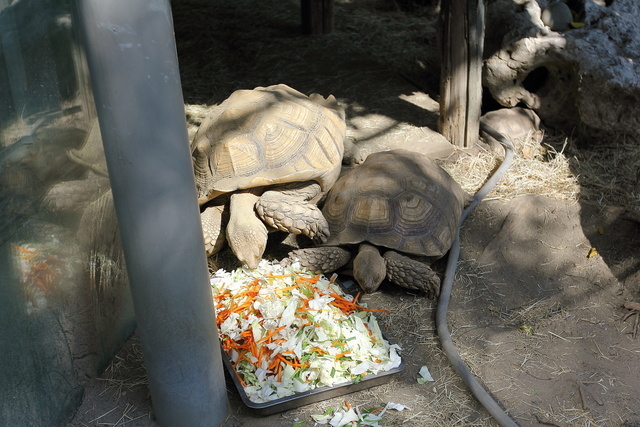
[442,131,640,214]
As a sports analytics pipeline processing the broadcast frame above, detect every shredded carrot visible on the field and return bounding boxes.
[295,300,312,311]
[216,308,231,324]
[221,339,233,351]
[236,372,247,387]
[266,274,293,279]
[295,275,320,284]
[257,325,286,343]
[235,352,253,365]
[275,354,307,369]
[12,244,38,255]
[309,346,326,354]
[230,301,252,313]
[363,324,378,342]
[268,356,278,369]
[268,356,285,373]
[329,293,390,314]
[232,286,260,299]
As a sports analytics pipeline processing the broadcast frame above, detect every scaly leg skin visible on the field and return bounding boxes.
[283,246,351,274]
[352,243,387,293]
[256,181,329,243]
[226,191,267,269]
[383,250,440,299]
[200,204,227,256]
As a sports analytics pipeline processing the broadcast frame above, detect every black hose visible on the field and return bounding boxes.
[436,122,518,427]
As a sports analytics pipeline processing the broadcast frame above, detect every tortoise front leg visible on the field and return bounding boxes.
[200,204,228,256]
[256,181,329,242]
[342,138,367,165]
[383,250,440,299]
[283,246,351,275]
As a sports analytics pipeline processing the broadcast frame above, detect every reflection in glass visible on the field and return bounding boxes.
[0,0,135,424]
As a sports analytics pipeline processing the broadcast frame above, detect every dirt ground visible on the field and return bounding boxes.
[68,1,640,426]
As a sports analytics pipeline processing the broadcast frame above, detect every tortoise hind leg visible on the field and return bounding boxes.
[256,181,329,243]
[383,250,441,299]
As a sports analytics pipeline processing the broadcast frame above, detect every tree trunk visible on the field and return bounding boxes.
[439,0,485,148]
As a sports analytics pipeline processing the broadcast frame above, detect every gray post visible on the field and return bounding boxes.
[76,1,229,426]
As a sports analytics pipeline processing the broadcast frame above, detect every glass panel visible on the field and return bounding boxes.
[0,0,135,424]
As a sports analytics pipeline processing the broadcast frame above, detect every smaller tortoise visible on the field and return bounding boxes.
[479,107,542,152]
[192,84,351,268]
[284,149,468,299]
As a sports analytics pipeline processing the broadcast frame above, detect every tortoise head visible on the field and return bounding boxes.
[352,243,387,293]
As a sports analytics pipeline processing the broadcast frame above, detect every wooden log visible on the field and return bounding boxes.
[301,0,334,35]
[438,0,485,148]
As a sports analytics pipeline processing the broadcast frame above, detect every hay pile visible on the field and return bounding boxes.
[443,131,640,214]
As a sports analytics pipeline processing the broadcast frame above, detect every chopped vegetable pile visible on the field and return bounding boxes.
[211,260,402,403]
[311,401,410,427]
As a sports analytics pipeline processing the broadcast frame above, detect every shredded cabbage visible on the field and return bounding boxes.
[211,259,402,403]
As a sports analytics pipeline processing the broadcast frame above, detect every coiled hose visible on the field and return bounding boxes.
[436,123,519,427]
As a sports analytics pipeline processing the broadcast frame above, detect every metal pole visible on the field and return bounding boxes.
[76,1,229,425]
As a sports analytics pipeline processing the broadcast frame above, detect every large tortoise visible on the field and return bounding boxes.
[284,149,468,299]
[192,84,351,269]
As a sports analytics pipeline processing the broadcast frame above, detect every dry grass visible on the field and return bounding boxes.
[86,340,152,427]
[442,130,640,215]
[568,136,640,211]
[99,356,147,400]
[443,132,580,202]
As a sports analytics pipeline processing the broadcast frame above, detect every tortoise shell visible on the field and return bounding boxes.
[191,84,346,204]
[479,107,541,150]
[322,149,467,258]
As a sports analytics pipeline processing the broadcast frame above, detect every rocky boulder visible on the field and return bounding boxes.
[483,0,640,141]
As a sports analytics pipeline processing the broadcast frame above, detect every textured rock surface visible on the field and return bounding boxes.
[484,0,640,140]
